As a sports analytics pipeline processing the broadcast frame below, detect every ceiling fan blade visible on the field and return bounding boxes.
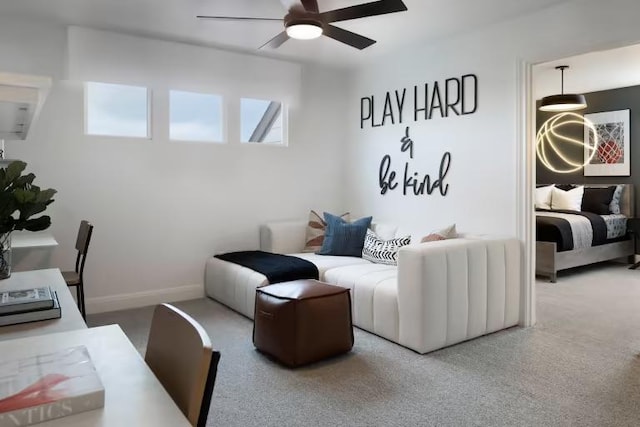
[323,25,376,50]
[301,0,319,13]
[320,0,407,23]
[259,32,290,49]
[279,0,306,12]
[197,16,282,22]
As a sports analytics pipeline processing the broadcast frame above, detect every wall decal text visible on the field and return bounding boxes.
[361,74,478,129]
[378,127,451,196]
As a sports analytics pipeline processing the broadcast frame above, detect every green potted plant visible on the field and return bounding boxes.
[0,161,56,279]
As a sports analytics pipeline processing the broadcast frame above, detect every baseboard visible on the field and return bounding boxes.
[86,283,205,314]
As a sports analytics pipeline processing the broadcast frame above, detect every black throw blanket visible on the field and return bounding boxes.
[536,209,609,251]
[215,251,319,284]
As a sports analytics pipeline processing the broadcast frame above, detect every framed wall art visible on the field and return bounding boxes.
[583,109,630,176]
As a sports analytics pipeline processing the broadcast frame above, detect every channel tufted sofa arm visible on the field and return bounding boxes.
[396,237,521,354]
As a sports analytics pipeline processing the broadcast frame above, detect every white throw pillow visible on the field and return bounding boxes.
[362,229,411,265]
[551,186,584,211]
[535,185,554,210]
[371,222,398,240]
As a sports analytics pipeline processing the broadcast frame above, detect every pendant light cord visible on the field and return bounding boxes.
[556,65,569,95]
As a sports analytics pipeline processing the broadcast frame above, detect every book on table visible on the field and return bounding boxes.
[0,288,54,315]
[0,345,105,427]
[0,292,61,327]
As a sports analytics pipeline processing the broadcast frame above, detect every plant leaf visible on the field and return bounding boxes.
[13,188,36,204]
[20,216,52,232]
[5,161,26,184]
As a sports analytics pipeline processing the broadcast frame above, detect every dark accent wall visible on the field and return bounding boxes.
[536,85,640,214]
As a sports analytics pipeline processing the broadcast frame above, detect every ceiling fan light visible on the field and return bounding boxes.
[285,21,323,40]
[539,94,587,112]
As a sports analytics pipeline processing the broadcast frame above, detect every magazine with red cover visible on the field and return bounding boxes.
[0,345,104,426]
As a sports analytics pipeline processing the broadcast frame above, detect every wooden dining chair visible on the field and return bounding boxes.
[145,303,220,427]
[61,220,93,320]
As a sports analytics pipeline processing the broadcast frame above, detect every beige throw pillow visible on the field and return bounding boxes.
[421,224,457,243]
[302,210,350,253]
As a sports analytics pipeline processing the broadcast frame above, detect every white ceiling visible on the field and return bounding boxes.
[534,43,640,99]
[0,0,571,67]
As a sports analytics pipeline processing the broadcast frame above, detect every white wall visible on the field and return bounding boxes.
[346,0,640,241]
[1,20,348,312]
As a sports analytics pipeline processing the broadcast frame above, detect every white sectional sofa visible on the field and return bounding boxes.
[205,220,522,354]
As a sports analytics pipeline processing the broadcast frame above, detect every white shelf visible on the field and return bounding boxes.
[11,231,58,249]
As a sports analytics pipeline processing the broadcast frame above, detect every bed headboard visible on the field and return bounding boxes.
[539,184,635,217]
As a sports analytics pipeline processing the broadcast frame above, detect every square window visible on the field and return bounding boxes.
[170,90,224,142]
[85,82,150,138]
[241,98,285,144]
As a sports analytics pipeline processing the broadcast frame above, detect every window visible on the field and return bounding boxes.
[85,82,150,138]
[170,90,223,142]
[240,98,285,144]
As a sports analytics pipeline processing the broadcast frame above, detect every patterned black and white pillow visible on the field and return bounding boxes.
[362,229,411,265]
[609,184,624,214]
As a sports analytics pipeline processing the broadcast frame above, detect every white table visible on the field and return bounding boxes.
[0,325,191,427]
[0,268,86,341]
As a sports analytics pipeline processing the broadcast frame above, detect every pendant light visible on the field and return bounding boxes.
[539,65,587,112]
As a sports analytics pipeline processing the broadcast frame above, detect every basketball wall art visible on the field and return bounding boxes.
[583,109,630,176]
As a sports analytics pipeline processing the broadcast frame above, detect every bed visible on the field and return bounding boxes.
[535,184,635,282]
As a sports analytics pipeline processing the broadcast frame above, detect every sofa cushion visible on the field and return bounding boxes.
[291,253,371,280]
[362,229,411,265]
[323,263,397,290]
[323,264,399,342]
[318,213,372,257]
[302,210,350,253]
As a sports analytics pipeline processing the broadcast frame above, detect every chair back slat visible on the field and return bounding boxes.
[145,304,217,427]
[75,220,93,255]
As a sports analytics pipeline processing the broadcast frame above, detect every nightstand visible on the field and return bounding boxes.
[628,218,640,270]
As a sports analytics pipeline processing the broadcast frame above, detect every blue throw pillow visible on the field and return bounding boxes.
[317,212,373,257]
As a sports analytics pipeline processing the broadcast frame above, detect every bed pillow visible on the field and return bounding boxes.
[421,224,457,243]
[582,187,616,215]
[609,184,624,214]
[362,229,411,265]
[317,213,372,257]
[551,186,584,211]
[535,185,554,210]
[302,210,350,253]
[555,184,576,191]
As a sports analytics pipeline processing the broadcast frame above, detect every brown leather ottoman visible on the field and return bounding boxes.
[253,279,353,367]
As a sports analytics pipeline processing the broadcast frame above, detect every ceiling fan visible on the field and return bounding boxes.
[197,0,408,50]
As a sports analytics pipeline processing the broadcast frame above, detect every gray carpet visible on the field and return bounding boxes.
[88,262,640,426]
